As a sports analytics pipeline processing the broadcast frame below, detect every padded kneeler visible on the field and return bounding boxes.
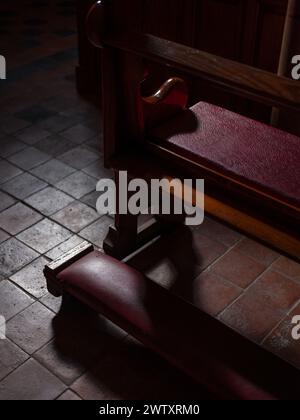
[44,242,300,400]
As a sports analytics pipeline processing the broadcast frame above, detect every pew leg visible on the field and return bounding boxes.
[103,171,139,259]
[103,213,139,259]
[103,172,187,259]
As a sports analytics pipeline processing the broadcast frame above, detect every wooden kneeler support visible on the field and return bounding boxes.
[45,241,300,400]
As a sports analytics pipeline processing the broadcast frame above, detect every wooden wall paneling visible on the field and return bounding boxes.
[76,0,143,95]
[252,0,288,71]
[244,0,288,121]
[110,0,143,33]
[78,0,288,123]
[140,0,197,98]
[195,0,247,60]
[275,0,300,135]
[142,0,197,45]
[190,0,288,121]
[191,0,248,110]
[76,0,102,95]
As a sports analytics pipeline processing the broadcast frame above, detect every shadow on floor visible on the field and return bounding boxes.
[128,224,203,301]
[52,294,213,400]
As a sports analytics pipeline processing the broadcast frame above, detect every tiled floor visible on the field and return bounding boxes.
[0,0,300,401]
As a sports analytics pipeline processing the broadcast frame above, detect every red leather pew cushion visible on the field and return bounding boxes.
[57,250,300,400]
[150,102,300,208]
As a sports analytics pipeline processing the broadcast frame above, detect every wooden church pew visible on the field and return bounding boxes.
[86,0,300,261]
[44,1,300,401]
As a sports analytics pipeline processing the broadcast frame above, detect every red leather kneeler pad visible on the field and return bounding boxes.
[151,102,300,209]
[57,250,300,400]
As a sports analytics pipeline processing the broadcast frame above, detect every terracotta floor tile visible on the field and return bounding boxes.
[210,249,266,288]
[197,217,243,247]
[220,271,300,343]
[220,296,283,344]
[0,339,29,381]
[0,359,65,400]
[264,304,300,370]
[272,257,300,283]
[17,218,72,254]
[191,271,242,316]
[235,238,279,266]
[0,280,34,320]
[253,271,300,309]
[10,256,49,298]
[0,238,39,278]
[7,301,54,354]
[192,230,228,270]
[0,202,42,235]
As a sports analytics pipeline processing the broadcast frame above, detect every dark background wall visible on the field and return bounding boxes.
[76,0,288,122]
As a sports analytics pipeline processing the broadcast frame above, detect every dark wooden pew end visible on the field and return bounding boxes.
[44,241,300,400]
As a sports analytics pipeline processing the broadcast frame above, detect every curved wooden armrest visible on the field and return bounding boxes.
[142,78,188,129]
[86,0,107,48]
[143,77,188,107]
